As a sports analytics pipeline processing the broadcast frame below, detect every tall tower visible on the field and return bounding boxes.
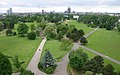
[7,8,12,15]
[68,6,71,13]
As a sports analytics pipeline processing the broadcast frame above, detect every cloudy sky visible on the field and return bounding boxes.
[0,0,120,13]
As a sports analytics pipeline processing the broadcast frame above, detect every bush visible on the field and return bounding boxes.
[27,32,36,40]
[45,67,54,74]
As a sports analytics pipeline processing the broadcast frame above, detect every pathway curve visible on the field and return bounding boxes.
[53,43,80,75]
[26,37,47,75]
[53,27,99,75]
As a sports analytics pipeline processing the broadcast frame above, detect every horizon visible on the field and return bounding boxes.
[0,0,120,13]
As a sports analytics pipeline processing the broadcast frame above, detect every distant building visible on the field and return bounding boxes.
[42,10,44,14]
[68,7,71,13]
[73,15,79,20]
[7,8,12,15]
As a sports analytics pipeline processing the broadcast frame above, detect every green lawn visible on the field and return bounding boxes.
[41,40,73,62]
[86,29,120,61]
[68,20,94,34]
[0,36,42,69]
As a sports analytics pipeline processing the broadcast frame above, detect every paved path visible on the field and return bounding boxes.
[80,45,120,65]
[84,27,99,38]
[53,43,80,75]
[12,38,47,75]
[26,37,47,75]
[53,27,99,75]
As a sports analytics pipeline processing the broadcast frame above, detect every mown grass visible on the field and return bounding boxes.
[0,36,42,69]
[86,29,120,61]
[41,39,73,62]
[68,20,94,34]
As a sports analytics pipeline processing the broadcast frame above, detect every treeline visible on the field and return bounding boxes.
[78,14,119,30]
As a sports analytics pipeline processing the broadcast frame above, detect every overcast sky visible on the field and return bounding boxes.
[0,0,120,13]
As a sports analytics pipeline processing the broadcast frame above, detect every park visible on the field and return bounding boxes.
[0,13,120,75]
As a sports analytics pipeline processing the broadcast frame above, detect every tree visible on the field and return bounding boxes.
[83,56,104,74]
[78,29,85,37]
[30,24,36,32]
[27,32,36,40]
[6,29,13,36]
[44,24,57,39]
[0,52,12,75]
[17,23,29,37]
[69,52,84,70]
[70,33,79,42]
[118,25,120,32]
[103,64,115,75]
[38,50,56,74]
[80,37,88,45]
[56,31,63,40]
[69,49,88,71]
[61,39,73,51]
[12,56,24,70]
[0,23,4,31]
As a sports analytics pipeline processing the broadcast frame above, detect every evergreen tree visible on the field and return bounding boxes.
[41,50,55,69]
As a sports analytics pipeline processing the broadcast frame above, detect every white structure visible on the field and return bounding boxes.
[73,15,79,20]
[7,8,12,15]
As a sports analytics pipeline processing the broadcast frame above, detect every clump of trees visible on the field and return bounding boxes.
[68,49,120,75]
[78,14,119,30]
[66,28,85,42]
[38,50,56,74]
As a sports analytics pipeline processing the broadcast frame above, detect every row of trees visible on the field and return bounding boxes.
[69,49,120,75]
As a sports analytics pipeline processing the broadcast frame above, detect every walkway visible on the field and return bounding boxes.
[26,37,47,75]
[53,43,80,75]
[80,45,120,65]
[53,27,99,75]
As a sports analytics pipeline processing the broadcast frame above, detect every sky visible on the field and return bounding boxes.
[0,0,120,13]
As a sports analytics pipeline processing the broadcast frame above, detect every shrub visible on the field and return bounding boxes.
[45,67,54,74]
[27,32,36,40]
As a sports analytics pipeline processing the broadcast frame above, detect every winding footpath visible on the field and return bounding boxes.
[26,37,47,75]
[53,27,99,75]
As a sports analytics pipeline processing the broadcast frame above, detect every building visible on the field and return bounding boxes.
[7,8,12,15]
[68,7,71,13]
[42,10,44,14]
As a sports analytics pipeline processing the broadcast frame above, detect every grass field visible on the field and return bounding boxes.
[68,20,94,34]
[0,36,42,69]
[41,40,73,62]
[86,29,120,61]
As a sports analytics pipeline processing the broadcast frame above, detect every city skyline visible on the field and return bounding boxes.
[0,0,120,13]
